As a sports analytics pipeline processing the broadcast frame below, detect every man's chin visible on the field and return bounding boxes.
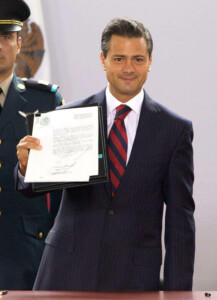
[120,88,138,96]
[0,68,6,75]
[0,67,13,80]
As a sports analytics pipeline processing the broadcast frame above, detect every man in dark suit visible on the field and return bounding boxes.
[0,0,63,290]
[16,17,195,291]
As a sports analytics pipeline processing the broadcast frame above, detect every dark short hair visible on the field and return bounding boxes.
[101,17,153,58]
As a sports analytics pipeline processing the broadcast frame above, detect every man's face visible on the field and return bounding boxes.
[0,31,21,80]
[100,35,152,103]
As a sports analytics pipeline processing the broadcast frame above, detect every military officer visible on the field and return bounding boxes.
[0,0,64,290]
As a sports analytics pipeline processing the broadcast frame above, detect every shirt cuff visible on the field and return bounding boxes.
[17,170,29,190]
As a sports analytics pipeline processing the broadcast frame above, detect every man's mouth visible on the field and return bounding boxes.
[120,76,136,82]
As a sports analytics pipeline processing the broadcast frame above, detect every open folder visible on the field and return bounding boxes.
[25,104,109,192]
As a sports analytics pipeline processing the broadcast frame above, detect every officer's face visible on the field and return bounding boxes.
[100,35,152,103]
[0,31,21,81]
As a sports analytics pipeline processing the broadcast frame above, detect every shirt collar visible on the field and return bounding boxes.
[0,73,13,97]
[106,84,144,117]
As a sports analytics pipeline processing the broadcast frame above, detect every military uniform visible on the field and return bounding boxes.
[0,74,63,289]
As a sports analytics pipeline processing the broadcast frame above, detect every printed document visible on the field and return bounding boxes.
[25,106,99,182]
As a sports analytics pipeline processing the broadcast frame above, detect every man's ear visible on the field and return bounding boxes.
[148,54,152,72]
[100,52,106,71]
[17,36,22,55]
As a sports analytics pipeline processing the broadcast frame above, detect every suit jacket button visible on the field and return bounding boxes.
[108,209,114,216]
[38,232,43,239]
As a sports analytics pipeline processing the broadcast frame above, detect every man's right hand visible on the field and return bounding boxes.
[16,135,42,176]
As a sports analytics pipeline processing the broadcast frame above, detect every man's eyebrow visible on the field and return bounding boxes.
[112,54,146,57]
[133,55,146,57]
[0,32,12,35]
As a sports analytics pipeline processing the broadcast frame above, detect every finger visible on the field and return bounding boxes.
[17,137,42,152]
[19,135,41,145]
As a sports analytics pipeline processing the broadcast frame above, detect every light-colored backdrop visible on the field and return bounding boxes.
[35,0,216,290]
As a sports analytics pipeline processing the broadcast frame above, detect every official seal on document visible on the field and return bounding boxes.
[40,116,50,126]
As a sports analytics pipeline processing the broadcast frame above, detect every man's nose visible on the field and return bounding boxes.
[123,59,134,73]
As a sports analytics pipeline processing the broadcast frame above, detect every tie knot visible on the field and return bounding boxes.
[115,105,131,120]
[0,87,3,94]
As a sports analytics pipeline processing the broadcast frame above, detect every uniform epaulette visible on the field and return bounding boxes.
[21,78,59,93]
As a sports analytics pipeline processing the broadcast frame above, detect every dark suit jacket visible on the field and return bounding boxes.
[15,88,195,291]
[0,74,63,290]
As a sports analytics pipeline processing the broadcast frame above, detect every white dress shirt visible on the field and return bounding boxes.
[106,85,144,164]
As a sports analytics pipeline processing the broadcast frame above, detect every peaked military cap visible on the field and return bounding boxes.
[0,0,30,32]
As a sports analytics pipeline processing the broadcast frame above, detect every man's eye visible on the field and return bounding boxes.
[115,58,122,62]
[2,35,9,40]
[135,58,143,62]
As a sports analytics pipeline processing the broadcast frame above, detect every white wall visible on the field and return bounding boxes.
[39,0,217,290]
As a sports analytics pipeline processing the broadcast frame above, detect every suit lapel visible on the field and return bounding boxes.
[91,89,107,136]
[89,89,112,199]
[127,91,162,167]
[0,76,27,132]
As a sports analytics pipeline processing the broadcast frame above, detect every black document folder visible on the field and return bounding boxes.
[26,104,109,192]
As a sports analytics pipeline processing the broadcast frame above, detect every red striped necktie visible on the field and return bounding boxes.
[108,104,132,197]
